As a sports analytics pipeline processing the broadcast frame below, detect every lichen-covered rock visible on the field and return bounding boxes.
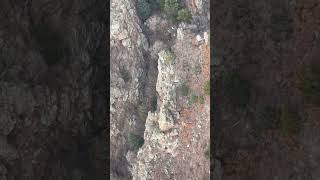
[156,50,179,131]
[128,111,179,180]
[177,27,185,40]
[158,104,175,131]
[195,0,203,11]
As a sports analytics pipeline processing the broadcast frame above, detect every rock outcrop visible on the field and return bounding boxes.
[127,1,210,178]
[110,0,151,178]
[111,0,210,179]
[157,50,179,132]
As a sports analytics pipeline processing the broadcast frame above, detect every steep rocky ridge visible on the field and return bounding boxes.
[118,0,211,179]
[110,0,156,178]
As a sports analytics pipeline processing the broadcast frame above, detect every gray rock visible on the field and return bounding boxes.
[195,0,203,11]
[145,15,168,32]
[110,0,150,178]
[150,41,167,60]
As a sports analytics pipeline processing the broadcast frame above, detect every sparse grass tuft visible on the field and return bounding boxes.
[179,83,190,96]
[199,95,205,104]
[190,94,198,104]
[203,80,210,95]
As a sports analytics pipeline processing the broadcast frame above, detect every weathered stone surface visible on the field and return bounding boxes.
[110,0,151,178]
[112,0,210,179]
[150,41,168,60]
[128,7,210,177]
[195,0,203,11]
[144,15,169,33]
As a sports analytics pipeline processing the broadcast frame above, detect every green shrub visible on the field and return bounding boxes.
[137,0,152,21]
[128,133,144,152]
[280,108,301,135]
[203,80,210,95]
[204,145,210,159]
[159,0,165,10]
[224,72,250,108]
[151,96,157,112]
[300,64,320,105]
[179,83,189,96]
[177,8,192,23]
[160,0,179,20]
[137,104,148,121]
[190,94,198,104]
[199,95,205,104]
[148,0,161,11]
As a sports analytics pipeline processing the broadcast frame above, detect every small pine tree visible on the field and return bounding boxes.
[177,8,192,23]
[128,133,144,152]
[148,0,161,11]
[161,0,179,20]
[203,80,210,95]
[137,0,152,21]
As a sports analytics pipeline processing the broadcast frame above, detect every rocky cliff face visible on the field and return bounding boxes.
[111,0,210,179]
[110,0,151,178]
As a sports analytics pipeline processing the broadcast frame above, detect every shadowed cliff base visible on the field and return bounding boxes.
[0,0,108,179]
[212,0,320,179]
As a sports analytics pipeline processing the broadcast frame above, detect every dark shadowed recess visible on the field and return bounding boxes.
[0,0,108,179]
